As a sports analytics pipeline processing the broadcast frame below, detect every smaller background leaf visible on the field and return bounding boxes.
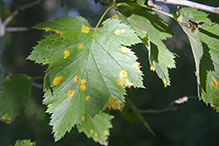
[77,112,114,146]
[120,98,155,136]
[0,74,32,120]
[14,139,36,146]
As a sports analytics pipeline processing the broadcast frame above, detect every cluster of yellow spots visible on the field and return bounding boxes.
[80,78,86,91]
[132,62,142,73]
[53,76,63,86]
[43,27,51,32]
[73,75,86,91]
[78,43,83,49]
[119,70,133,88]
[55,30,63,36]
[114,29,125,35]
[106,96,123,110]
[81,25,90,33]
[211,76,218,88]
[67,90,75,97]
[64,50,70,59]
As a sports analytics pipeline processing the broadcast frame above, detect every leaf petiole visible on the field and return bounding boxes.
[95,5,115,28]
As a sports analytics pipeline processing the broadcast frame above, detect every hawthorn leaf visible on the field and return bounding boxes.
[0,74,32,120]
[181,7,212,24]
[77,112,113,145]
[14,139,36,146]
[199,22,219,110]
[179,8,219,111]
[28,16,144,141]
[177,14,203,90]
[117,9,176,87]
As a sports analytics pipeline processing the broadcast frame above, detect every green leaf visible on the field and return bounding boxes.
[14,139,36,146]
[179,7,219,111]
[117,8,176,87]
[28,16,143,141]
[0,74,32,120]
[77,112,114,145]
[177,14,203,90]
[120,98,155,136]
[181,7,212,24]
[199,23,219,110]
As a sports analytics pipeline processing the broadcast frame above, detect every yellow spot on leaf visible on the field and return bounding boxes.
[86,96,90,100]
[132,62,141,72]
[46,59,48,61]
[163,78,167,87]
[1,113,11,124]
[82,116,85,121]
[90,129,94,134]
[67,90,75,97]
[211,76,218,88]
[94,133,98,136]
[117,79,124,86]
[104,130,109,135]
[53,76,63,86]
[81,25,90,33]
[64,50,70,59]
[55,30,63,35]
[80,84,86,91]
[81,79,86,84]
[124,79,133,88]
[74,75,80,83]
[114,29,121,35]
[43,27,51,32]
[112,14,119,18]
[121,46,129,53]
[78,43,83,49]
[120,70,128,78]
[27,77,32,80]
[150,65,155,71]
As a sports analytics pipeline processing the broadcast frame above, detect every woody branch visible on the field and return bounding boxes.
[148,0,219,14]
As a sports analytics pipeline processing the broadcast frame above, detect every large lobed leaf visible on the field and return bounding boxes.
[179,8,219,111]
[117,6,176,87]
[0,74,32,120]
[27,16,144,141]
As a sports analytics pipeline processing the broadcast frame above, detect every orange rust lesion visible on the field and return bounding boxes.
[53,76,63,86]
[55,30,63,35]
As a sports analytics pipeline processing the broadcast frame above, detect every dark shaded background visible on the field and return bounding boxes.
[0,0,219,145]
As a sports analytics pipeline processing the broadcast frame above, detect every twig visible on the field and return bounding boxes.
[2,0,45,34]
[6,27,30,32]
[148,0,219,14]
[138,96,188,114]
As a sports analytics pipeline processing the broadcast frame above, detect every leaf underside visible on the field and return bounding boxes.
[28,16,144,142]
[179,7,219,111]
